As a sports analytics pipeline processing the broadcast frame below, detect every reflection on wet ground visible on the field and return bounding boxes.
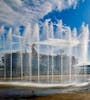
[0,84,90,100]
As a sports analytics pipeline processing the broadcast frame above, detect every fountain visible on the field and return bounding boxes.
[0,26,6,80]
[7,28,13,80]
[72,27,78,81]
[57,20,63,39]
[80,23,89,63]
[33,23,40,83]
[79,23,89,81]
[23,23,32,81]
[0,20,90,89]
[43,20,50,82]
[57,20,63,83]
[49,22,54,82]
[65,27,72,82]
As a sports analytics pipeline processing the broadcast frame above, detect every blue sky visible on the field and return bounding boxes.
[0,0,89,44]
[0,1,89,39]
[0,0,89,40]
[41,0,90,32]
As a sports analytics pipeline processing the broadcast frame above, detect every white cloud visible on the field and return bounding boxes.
[0,0,83,26]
